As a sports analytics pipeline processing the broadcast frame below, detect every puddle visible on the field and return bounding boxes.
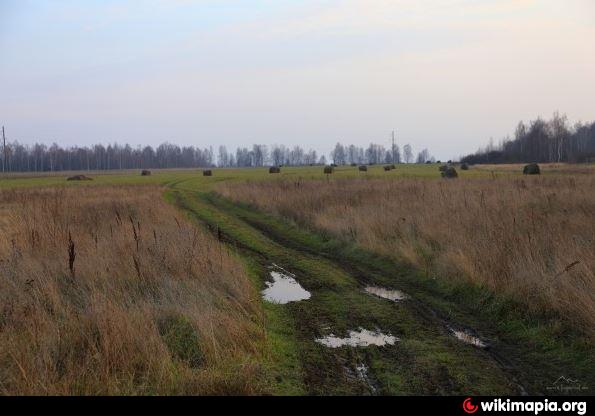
[355,364,377,394]
[316,328,398,348]
[449,327,488,348]
[365,286,408,302]
[262,270,311,304]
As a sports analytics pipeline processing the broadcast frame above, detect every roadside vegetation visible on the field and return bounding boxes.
[218,172,595,337]
[0,185,265,395]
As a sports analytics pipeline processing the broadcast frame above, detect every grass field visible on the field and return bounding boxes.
[219,173,595,335]
[1,162,590,190]
[0,185,264,394]
[0,163,593,395]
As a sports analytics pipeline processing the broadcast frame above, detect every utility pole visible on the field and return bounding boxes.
[392,130,396,164]
[2,126,6,173]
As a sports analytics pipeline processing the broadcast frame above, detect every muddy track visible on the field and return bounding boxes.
[196,191,534,393]
[173,191,382,393]
[246,217,530,394]
[170,187,574,395]
[218,201,531,386]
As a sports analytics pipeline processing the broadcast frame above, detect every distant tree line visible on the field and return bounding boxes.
[0,142,215,172]
[0,138,435,173]
[218,142,434,168]
[217,144,323,168]
[462,113,595,164]
[329,142,433,165]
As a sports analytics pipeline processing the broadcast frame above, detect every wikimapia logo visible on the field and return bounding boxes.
[463,397,479,414]
[460,397,588,416]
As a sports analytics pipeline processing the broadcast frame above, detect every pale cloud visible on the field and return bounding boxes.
[231,0,540,38]
[1,0,594,160]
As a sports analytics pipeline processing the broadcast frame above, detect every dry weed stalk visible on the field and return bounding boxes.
[0,185,265,395]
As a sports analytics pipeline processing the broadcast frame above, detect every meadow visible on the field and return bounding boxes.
[0,163,593,395]
[0,185,264,394]
[218,166,595,336]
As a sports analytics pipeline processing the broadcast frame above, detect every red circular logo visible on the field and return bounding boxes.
[463,398,478,414]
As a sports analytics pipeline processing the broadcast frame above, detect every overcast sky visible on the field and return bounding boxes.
[1,0,594,160]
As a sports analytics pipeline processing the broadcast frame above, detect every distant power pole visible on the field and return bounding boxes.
[392,130,396,164]
[2,126,5,173]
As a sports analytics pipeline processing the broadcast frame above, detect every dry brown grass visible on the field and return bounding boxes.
[219,175,595,335]
[472,163,595,175]
[0,185,264,395]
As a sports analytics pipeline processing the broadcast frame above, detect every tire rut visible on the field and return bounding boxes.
[174,189,530,395]
[199,192,534,394]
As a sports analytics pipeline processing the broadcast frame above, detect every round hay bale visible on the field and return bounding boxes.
[523,163,540,175]
[141,170,151,176]
[324,166,334,174]
[67,175,93,181]
[269,166,281,174]
[358,165,368,172]
[460,163,469,171]
[203,170,213,177]
[441,166,458,179]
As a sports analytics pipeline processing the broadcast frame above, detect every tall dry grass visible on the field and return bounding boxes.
[0,186,264,395]
[473,163,595,175]
[219,175,595,335]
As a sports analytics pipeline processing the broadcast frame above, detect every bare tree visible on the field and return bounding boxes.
[463,113,595,164]
[331,143,346,165]
[416,148,430,164]
[218,146,229,167]
[403,144,413,163]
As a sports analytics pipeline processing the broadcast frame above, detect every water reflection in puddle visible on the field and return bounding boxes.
[449,328,488,348]
[365,286,408,302]
[262,270,311,304]
[316,328,398,348]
